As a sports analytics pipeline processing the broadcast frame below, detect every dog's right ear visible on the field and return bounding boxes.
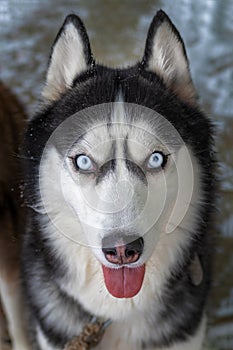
[42,14,93,102]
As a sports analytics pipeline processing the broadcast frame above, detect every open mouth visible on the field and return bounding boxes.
[101,236,145,298]
[102,264,146,298]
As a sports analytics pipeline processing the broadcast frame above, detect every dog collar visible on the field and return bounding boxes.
[64,317,112,350]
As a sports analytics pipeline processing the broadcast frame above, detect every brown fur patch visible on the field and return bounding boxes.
[0,81,27,346]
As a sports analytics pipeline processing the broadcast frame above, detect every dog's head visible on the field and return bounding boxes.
[27,11,213,303]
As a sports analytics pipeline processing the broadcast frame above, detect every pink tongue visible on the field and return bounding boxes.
[102,265,145,298]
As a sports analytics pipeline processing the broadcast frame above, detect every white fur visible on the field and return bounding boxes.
[147,20,196,103]
[37,102,205,349]
[148,22,187,81]
[36,312,206,350]
[99,315,206,350]
[42,22,88,101]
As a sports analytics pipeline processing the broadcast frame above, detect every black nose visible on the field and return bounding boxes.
[102,236,144,265]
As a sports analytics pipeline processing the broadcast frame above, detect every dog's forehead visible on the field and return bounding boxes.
[76,120,153,163]
[50,102,182,163]
[74,103,177,163]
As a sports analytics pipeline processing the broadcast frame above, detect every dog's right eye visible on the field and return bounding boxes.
[74,154,95,172]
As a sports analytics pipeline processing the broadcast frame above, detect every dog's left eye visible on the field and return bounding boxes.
[74,154,94,171]
[147,152,166,169]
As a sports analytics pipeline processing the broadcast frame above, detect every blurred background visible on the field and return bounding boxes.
[0,1,232,349]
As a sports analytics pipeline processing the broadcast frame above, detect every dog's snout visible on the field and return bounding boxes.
[102,237,144,265]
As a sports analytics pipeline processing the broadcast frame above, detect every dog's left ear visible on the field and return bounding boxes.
[42,14,93,102]
[142,10,197,104]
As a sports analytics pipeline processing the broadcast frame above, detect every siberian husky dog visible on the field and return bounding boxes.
[22,10,216,350]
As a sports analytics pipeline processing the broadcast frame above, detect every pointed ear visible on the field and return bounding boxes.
[142,10,197,104]
[42,14,93,102]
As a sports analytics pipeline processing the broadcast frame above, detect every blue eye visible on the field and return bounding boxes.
[148,152,166,169]
[75,155,93,171]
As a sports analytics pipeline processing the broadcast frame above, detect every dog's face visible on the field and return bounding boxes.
[40,102,197,299]
[32,11,208,303]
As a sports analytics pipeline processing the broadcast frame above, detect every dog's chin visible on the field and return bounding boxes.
[101,264,146,299]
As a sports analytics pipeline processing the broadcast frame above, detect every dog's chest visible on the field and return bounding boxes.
[95,319,148,350]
